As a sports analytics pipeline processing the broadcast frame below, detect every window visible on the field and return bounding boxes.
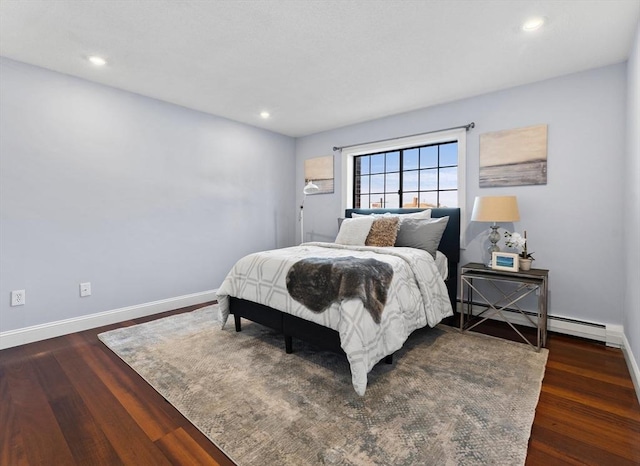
[353,141,458,209]
[341,127,467,242]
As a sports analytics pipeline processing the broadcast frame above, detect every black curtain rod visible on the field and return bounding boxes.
[332,122,475,152]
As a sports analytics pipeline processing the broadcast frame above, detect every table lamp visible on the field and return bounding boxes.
[471,196,520,262]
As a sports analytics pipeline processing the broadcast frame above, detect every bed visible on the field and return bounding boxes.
[216,208,460,395]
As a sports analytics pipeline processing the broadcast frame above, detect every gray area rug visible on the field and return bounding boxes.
[99,305,548,465]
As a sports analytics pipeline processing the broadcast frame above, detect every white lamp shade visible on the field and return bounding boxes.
[303,180,320,195]
[471,196,520,222]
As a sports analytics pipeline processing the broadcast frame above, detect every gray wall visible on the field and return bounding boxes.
[0,58,295,332]
[296,63,628,327]
[625,23,640,372]
[1,51,635,347]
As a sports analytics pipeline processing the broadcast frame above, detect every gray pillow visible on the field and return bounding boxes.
[394,216,449,258]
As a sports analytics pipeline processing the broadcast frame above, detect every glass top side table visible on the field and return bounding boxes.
[460,262,549,351]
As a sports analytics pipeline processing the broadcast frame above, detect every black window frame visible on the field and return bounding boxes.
[353,141,458,209]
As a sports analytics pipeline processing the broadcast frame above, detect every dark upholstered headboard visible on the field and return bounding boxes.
[344,208,460,264]
[345,208,461,309]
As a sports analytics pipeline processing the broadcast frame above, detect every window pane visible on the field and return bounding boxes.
[359,175,369,192]
[358,156,369,175]
[402,192,420,208]
[440,142,458,166]
[370,195,384,208]
[439,190,458,208]
[385,172,399,193]
[385,193,399,208]
[419,169,437,190]
[358,194,370,209]
[370,174,384,192]
[404,148,418,170]
[353,138,461,214]
[420,145,438,168]
[386,151,400,172]
[403,192,437,208]
[403,171,418,191]
[419,192,438,208]
[439,167,457,190]
[370,154,385,174]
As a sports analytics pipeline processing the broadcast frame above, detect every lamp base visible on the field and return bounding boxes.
[300,204,304,244]
[486,223,501,267]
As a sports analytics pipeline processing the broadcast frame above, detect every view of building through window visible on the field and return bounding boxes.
[353,141,458,209]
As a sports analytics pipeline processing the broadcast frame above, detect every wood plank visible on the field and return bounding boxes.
[0,365,28,466]
[72,331,181,442]
[94,342,234,461]
[30,350,123,465]
[536,390,640,435]
[176,422,237,465]
[545,359,636,389]
[540,384,640,423]
[532,407,640,461]
[1,303,639,465]
[526,438,598,466]
[542,366,640,414]
[3,356,77,465]
[546,340,632,378]
[529,425,638,466]
[81,324,245,465]
[54,336,173,466]
[155,427,233,466]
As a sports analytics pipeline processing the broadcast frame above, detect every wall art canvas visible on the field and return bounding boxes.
[479,124,548,187]
[304,155,334,194]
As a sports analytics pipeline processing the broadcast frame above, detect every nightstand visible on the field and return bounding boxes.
[459,262,549,351]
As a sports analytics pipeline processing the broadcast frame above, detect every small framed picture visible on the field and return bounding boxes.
[491,252,520,272]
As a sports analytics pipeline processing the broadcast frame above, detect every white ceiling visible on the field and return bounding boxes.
[1,1,638,137]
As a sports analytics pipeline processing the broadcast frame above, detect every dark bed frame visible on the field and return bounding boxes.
[229,208,461,359]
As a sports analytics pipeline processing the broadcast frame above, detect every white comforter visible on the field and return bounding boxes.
[216,242,453,395]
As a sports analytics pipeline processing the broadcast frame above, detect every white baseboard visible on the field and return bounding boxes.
[0,289,217,350]
[457,302,612,343]
[621,332,640,406]
[605,325,625,348]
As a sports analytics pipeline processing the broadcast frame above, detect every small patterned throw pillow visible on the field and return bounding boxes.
[365,217,400,247]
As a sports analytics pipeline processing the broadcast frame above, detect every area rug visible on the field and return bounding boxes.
[98,305,548,465]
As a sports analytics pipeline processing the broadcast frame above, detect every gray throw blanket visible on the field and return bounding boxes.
[286,256,394,324]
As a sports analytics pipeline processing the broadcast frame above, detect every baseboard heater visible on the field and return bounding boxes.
[456,300,614,345]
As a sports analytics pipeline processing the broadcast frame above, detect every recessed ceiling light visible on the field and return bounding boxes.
[260,111,270,119]
[88,56,107,66]
[522,17,545,32]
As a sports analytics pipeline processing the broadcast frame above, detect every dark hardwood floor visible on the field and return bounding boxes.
[468,319,640,465]
[1,303,639,465]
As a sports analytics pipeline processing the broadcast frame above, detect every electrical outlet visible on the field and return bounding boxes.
[11,290,25,306]
[80,282,91,297]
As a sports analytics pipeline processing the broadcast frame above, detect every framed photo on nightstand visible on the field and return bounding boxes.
[491,252,519,271]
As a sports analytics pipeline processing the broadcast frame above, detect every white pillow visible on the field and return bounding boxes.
[352,209,432,222]
[403,209,432,219]
[335,217,375,245]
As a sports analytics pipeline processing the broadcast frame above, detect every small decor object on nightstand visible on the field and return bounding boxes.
[491,252,519,271]
[519,257,532,271]
[505,230,535,271]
